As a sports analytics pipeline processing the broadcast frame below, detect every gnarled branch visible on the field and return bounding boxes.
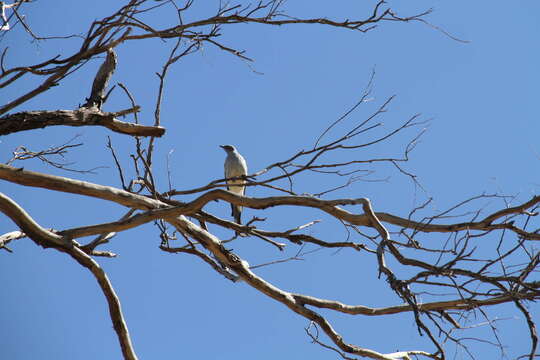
[0,108,164,137]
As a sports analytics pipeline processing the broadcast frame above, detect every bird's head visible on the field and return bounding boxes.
[219,144,236,153]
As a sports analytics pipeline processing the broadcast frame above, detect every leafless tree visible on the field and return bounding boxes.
[1,2,538,360]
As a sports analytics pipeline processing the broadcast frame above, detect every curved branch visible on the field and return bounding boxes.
[1,164,538,242]
[126,4,431,42]
[65,246,139,360]
[0,164,158,209]
[0,192,66,247]
[2,165,538,359]
[0,192,138,360]
[0,166,436,358]
[166,216,438,360]
[292,288,539,316]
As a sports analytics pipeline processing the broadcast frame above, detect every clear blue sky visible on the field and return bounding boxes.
[1,1,539,359]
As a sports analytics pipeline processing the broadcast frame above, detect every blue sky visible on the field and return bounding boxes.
[1,1,539,359]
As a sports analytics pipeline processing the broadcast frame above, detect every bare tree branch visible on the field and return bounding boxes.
[1,1,537,359]
[0,192,138,360]
[0,108,165,137]
[2,164,539,242]
[0,229,24,252]
[1,163,538,358]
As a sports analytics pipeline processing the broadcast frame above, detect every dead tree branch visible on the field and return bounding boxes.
[1,1,536,359]
[0,192,138,360]
[0,108,164,137]
[1,163,538,359]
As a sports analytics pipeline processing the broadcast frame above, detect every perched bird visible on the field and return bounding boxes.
[220,144,248,224]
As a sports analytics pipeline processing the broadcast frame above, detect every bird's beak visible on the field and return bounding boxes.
[219,145,225,148]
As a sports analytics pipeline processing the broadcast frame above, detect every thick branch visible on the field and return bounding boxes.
[166,216,432,360]
[0,108,165,137]
[0,192,67,247]
[2,164,538,358]
[1,164,538,242]
[0,192,138,360]
[0,165,433,358]
[0,164,158,209]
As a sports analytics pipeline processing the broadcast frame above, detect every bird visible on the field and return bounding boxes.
[220,144,248,225]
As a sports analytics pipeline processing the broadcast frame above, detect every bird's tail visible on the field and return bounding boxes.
[231,204,242,225]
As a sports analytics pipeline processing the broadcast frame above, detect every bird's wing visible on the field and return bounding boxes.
[241,157,247,195]
[224,153,248,193]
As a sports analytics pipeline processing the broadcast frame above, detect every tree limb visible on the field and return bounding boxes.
[0,191,138,360]
[0,108,165,137]
[1,164,539,242]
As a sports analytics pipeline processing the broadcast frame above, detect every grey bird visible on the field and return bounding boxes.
[220,145,248,224]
